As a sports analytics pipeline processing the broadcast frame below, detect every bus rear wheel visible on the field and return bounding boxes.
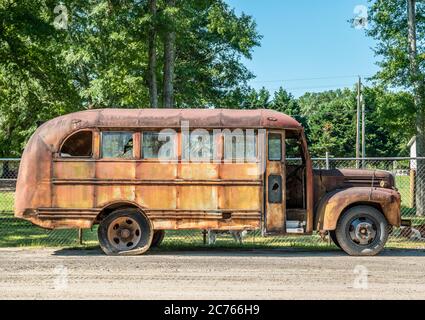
[151,230,165,247]
[335,205,388,256]
[98,208,153,255]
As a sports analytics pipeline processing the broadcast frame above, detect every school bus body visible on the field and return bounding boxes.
[15,109,309,232]
[15,108,402,255]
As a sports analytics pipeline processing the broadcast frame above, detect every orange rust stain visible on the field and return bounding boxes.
[219,163,260,180]
[178,186,218,210]
[96,162,136,179]
[137,163,177,180]
[151,218,260,230]
[54,161,95,179]
[179,163,219,180]
[96,185,135,207]
[135,185,177,209]
[54,185,94,208]
[219,186,262,210]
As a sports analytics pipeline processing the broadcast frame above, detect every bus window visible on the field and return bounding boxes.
[60,131,93,157]
[187,130,213,161]
[268,133,282,161]
[223,130,257,162]
[101,132,134,159]
[142,131,176,159]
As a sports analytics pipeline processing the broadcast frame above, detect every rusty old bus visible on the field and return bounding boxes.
[15,108,405,256]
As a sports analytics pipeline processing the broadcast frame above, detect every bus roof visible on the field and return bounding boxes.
[33,108,302,149]
[44,108,300,128]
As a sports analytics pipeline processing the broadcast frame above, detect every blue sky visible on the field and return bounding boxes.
[226,0,379,97]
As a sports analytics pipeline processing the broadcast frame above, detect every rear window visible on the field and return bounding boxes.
[60,131,93,157]
[101,132,134,159]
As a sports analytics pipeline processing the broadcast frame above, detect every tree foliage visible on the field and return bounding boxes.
[366,0,425,88]
[0,0,261,156]
[0,0,417,159]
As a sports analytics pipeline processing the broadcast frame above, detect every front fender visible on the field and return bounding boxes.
[315,187,401,231]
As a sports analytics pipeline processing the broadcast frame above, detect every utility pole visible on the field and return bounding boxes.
[361,99,366,168]
[148,0,158,108]
[407,0,425,216]
[356,76,362,168]
[163,0,176,108]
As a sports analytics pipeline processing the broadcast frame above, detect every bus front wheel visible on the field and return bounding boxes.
[335,205,388,256]
[98,208,153,255]
[329,230,341,248]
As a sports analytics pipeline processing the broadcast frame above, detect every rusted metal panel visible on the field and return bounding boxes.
[178,186,218,210]
[179,163,219,180]
[135,185,177,209]
[23,217,94,229]
[315,187,401,230]
[96,161,136,180]
[313,168,395,204]
[152,218,261,231]
[53,185,94,208]
[15,134,52,217]
[264,131,286,233]
[218,186,262,210]
[219,163,261,180]
[53,160,95,179]
[136,162,177,180]
[96,185,136,207]
[300,130,314,233]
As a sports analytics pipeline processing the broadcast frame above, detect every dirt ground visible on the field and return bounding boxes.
[0,247,425,299]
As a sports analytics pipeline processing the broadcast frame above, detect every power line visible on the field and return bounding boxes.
[251,75,374,84]
[267,83,356,91]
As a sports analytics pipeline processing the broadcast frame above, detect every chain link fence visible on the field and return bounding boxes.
[1,157,425,249]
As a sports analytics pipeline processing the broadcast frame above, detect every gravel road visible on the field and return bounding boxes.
[0,248,424,299]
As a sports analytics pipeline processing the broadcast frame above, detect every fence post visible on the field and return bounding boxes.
[202,229,207,245]
[325,152,330,170]
[410,169,416,209]
[78,228,83,245]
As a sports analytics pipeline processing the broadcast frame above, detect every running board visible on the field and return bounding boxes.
[286,220,305,234]
[286,228,305,234]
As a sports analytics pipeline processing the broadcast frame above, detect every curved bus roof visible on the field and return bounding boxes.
[33,108,302,150]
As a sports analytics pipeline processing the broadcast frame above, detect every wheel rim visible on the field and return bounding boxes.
[107,216,142,251]
[347,216,378,246]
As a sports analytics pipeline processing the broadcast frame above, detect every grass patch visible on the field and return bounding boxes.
[0,191,14,214]
[1,219,425,251]
[396,175,411,208]
[0,217,97,247]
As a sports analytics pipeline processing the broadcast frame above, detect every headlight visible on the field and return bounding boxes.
[380,180,389,188]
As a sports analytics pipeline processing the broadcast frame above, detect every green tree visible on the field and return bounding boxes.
[0,0,261,156]
[240,87,270,109]
[363,86,415,156]
[0,0,79,157]
[297,89,357,157]
[270,87,307,128]
[366,0,425,214]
